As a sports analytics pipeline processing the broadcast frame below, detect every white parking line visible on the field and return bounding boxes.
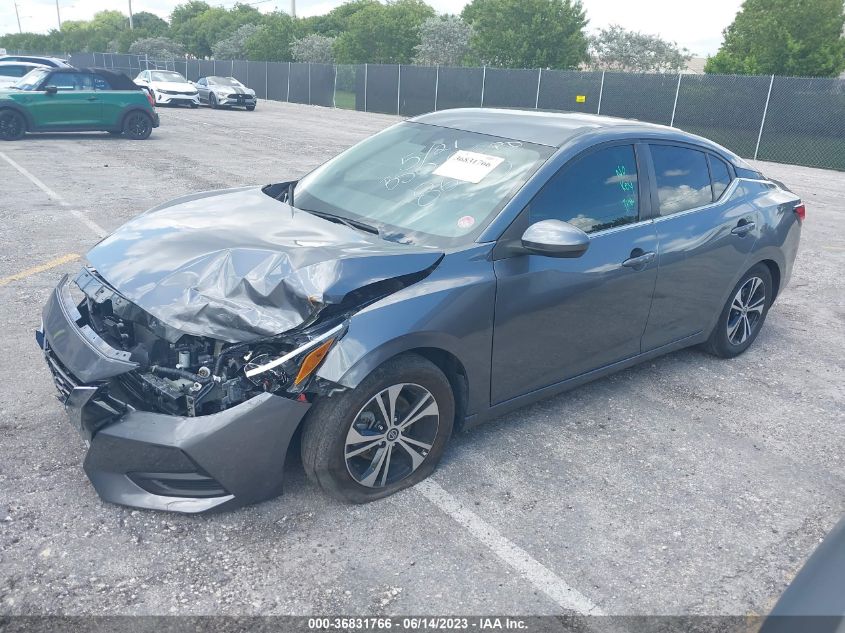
[0,151,107,238]
[416,478,604,615]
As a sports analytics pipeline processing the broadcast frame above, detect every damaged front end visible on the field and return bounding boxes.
[37,184,444,512]
[37,268,362,513]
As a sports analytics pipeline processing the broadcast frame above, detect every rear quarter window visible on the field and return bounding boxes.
[708,155,732,200]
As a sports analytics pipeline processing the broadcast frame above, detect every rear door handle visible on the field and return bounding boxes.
[622,251,655,268]
[731,221,755,236]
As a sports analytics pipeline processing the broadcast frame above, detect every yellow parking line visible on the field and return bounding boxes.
[0,253,80,287]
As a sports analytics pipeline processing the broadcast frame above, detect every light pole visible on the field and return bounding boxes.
[55,0,62,30]
[128,0,134,29]
[14,1,22,33]
[290,0,295,18]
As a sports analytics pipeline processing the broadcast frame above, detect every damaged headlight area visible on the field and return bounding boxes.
[72,267,347,418]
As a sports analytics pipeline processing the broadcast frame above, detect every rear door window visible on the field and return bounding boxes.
[529,144,639,233]
[650,145,713,216]
[92,74,112,90]
[708,155,732,200]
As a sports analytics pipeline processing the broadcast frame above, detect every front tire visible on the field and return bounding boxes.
[122,111,152,140]
[210,93,219,109]
[703,263,773,358]
[0,109,26,140]
[301,354,454,503]
[246,105,256,111]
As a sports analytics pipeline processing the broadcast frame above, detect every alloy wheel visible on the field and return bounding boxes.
[125,114,150,139]
[0,111,23,140]
[727,276,766,345]
[345,383,439,488]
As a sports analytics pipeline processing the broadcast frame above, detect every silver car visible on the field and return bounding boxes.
[195,76,257,110]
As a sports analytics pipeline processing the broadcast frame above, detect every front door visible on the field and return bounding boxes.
[29,71,102,128]
[491,143,658,404]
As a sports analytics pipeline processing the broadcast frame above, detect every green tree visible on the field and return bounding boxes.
[300,0,380,38]
[243,12,298,61]
[128,36,184,60]
[589,25,691,73]
[115,12,170,52]
[291,34,336,63]
[168,2,262,57]
[462,0,588,69]
[212,23,261,59]
[414,15,471,66]
[706,0,845,76]
[334,0,436,64]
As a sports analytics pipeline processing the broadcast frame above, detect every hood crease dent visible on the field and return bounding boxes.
[85,187,443,343]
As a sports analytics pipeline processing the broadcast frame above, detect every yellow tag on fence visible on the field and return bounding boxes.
[576,95,586,103]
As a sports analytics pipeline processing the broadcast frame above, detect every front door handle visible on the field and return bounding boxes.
[87,96,98,101]
[731,220,755,236]
[622,250,656,269]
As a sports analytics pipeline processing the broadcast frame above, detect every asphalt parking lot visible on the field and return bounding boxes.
[0,100,842,617]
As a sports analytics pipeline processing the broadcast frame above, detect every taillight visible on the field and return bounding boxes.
[145,89,155,108]
[794,202,806,222]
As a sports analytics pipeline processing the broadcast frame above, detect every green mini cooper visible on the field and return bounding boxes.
[0,67,159,141]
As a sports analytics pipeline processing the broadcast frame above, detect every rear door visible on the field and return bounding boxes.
[641,144,759,350]
[29,72,102,128]
[491,143,659,403]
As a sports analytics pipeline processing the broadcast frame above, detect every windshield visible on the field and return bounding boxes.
[149,71,187,83]
[210,77,244,87]
[13,68,48,90]
[294,122,553,247]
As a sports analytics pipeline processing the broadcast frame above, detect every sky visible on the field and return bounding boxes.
[2,0,744,56]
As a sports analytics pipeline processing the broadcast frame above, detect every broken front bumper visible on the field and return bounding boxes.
[37,276,310,513]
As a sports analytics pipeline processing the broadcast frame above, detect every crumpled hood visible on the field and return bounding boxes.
[85,186,443,343]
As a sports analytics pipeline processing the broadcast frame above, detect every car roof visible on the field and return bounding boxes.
[0,61,46,67]
[411,108,738,159]
[0,55,67,65]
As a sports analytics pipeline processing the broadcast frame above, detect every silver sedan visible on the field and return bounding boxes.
[194,76,257,111]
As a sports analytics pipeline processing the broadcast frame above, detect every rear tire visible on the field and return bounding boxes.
[301,354,454,503]
[0,109,26,141]
[702,263,773,358]
[189,102,199,109]
[122,111,152,140]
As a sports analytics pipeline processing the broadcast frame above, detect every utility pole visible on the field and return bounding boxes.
[128,0,134,29]
[55,0,62,30]
[14,1,22,33]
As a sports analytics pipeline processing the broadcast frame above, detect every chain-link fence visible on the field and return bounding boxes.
[65,52,845,171]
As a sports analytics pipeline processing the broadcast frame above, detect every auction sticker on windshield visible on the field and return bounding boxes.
[433,150,505,183]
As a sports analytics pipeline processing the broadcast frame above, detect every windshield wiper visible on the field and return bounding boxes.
[304,209,381,237]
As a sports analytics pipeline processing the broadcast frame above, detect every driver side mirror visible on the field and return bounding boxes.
[44,85,58,95]
[521,219,590,258]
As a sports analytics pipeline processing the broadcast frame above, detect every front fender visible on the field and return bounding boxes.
[316,246,496,417]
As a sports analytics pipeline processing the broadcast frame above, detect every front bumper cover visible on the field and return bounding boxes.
[155,92,200,105]
[218,93,256,107]
[38,276,310,513]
